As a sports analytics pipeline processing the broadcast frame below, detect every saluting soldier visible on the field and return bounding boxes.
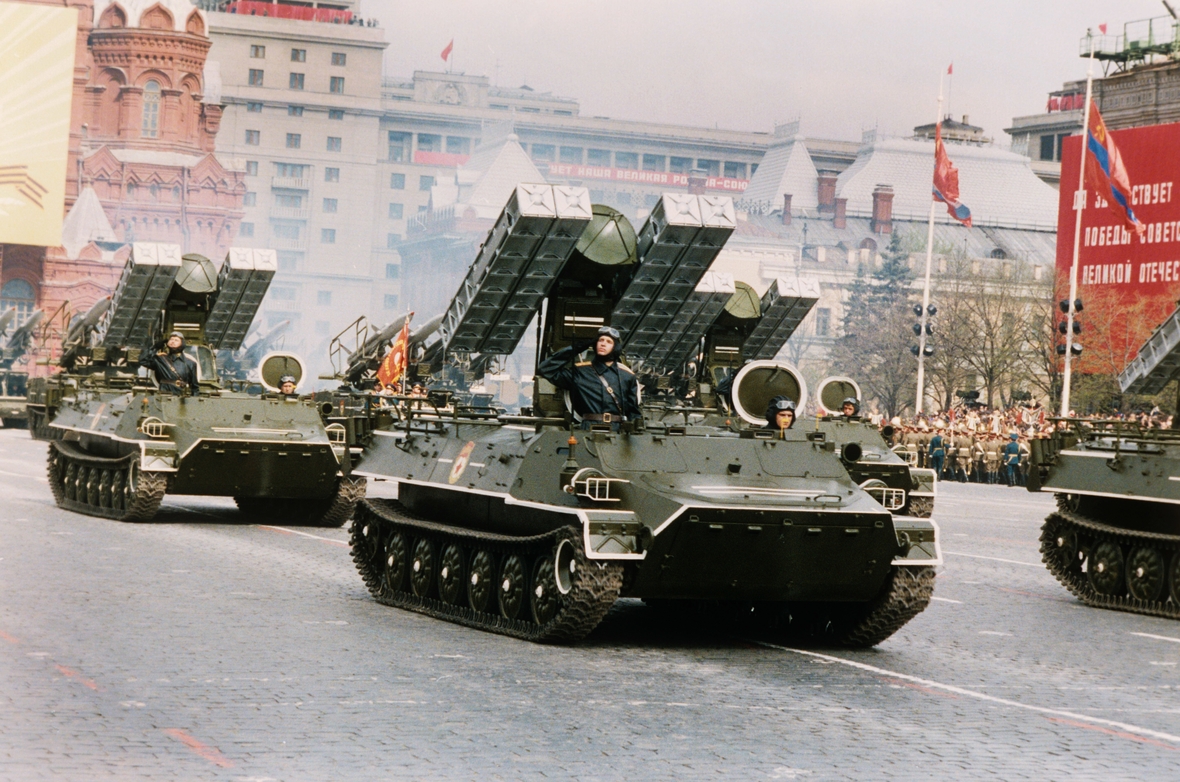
[538,326,641,429]
[140,331,199,396]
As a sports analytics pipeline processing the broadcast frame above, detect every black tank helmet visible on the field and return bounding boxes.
[595,325,622,362]
[842,396,860,415]
[765,395,796,427]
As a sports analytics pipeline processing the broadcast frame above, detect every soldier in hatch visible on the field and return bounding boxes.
[538,325,641,429]
[840,397,860,420]
[140,331,199,396]
[764,396,796,436]
[279,374,298,397]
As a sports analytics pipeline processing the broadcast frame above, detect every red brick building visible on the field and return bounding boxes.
[0,0,244,367]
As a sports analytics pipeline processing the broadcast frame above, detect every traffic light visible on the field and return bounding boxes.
[1058,320,1081,335]
[923,345,934,357]
[1071,343,1083,356]
[910,344,920,356]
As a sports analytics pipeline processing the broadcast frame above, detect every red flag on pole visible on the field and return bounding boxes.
[932,123,973,227]
[440,39,454,62]
[376,314,413,387]
[947,62,953,75]
[1098,23,1107,34]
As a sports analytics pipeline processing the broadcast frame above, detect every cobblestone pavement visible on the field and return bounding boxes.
[3,427,1180,781]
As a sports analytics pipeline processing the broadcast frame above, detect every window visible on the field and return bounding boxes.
[277,252,299,271]
[587,148,611,166]
[643,194,660,208]
[1039,135,1054,161]
[324,167,340,182]
[388,203,403,219]
[386,234,401,249]
[384,294,399,309]
[815,308,831,337]
[418,175,434,191]
[530,144,556,163]
[286,133,301,149]
[245,130,260,145]
[250,44,265,58]
[248,69,264,87]
[271,286,297,300]
[328,109,344,120]
[723,161,747,179]
[642,154,666,172]
[446,136,470,155]
[0,279,35,325]
[389,173,405,189]
[316,320,330,335]
[697,159,720,177]
[615,152,638,170]
[245,160,258,176]
[559,146,583,164]
[331,52,346,66]
[291,48,306,62]
[326,136,342,152]
[322,198,338,213]
[247,102,263,113]
[418,205,428,213]
[273,224,300,240]
[417,133,440,153]
[321,228,336,243]
[288,105,303,117]
[289,73,304,90]
[239,222,254,238]
[385,263,400,279]
[329,76,344,94]
[274,162,307,177]
[274,194,302,208]
[615,191,632,205]
[317,290,332,306]
[388,132,411,162]
[670,156,693,174]
[141,80,160,138]
[243,191,257,207]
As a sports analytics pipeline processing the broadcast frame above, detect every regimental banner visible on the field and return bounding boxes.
[1057,123,1180,367]
[0,2,78,248]
[546,163,749,193]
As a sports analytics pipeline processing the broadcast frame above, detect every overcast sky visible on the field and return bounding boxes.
[366,0,1171,145]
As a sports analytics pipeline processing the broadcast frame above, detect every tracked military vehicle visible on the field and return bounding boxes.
[348,185,939,644]
[0,307,44,428]
[31,243,364,525]
[1028,306,1180,618]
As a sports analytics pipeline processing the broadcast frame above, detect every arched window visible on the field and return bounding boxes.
[990,248,1007,259]
[0,279,36,325]
[142,80,160,138]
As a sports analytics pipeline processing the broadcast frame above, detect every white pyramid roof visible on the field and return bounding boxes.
[836,136,1058,230]
[60,187,116,258]
[430,133,545,218]
[742,134,819,213]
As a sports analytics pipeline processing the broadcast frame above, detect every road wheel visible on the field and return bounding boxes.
[1088,541,1125,596]
[468,550,495,613]
[409,537,435,598]
[1126,546,1166,602]
[437,544,465,606]
[498,554,526,620]
[530,554,560,625]
[383,531,408,594]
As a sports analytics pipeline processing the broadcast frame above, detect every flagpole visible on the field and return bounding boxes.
[1061,33,1097,417]
[916,73,944,417]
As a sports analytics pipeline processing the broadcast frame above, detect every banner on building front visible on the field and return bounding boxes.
[0,2,78,248]
[546,163,749,193]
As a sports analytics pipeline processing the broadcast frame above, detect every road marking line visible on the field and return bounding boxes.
[943,550,1042,567]
[0,630,20,644]
[162,728,234,768]
[755,641,1180,746]
[1131,632,1180,645]
[1045,716,1179,751]
[54,664,98,691]
[259,525,348,547]
[931,596,962,604]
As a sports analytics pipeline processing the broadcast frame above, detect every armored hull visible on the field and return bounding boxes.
[44,385,363,524]
[816,418,936,518]
[1028,424,1180,618]
[0,370,28,428]
[351,416,939,644]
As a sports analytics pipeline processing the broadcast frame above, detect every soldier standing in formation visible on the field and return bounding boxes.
[538,326,641,429]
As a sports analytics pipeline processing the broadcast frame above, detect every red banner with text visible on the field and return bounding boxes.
[546,163,748,193]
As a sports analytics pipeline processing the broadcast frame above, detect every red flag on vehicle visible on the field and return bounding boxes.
[440,39,454,62]
[932,123,973,227]
[376,314,413,387]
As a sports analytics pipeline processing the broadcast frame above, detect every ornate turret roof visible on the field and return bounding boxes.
[93,0,204,33]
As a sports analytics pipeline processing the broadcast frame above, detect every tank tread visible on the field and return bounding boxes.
[46,441,167,522]
[907,496,934,518]
[350,498,622,643]
[837,566,935,648]
[316,476,367,528]
[1041,500,1180,620]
